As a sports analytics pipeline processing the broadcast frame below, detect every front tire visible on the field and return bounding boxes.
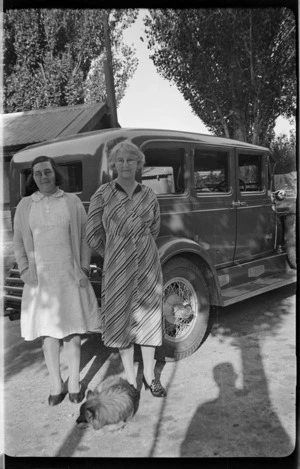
[155,257,213,362]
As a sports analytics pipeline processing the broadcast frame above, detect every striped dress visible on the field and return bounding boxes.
[86,180,163,348]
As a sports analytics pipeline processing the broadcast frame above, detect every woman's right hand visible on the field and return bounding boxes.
[21,269,37,287]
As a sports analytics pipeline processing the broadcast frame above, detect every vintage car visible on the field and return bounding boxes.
[4,128,297,360]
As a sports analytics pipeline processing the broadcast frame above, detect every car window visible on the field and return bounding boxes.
[238,154,263,192]
[59,163,82,193]
[143,147,185,194]
[194,149,229,193]
[21,162,83,196]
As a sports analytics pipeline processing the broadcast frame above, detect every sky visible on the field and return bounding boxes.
[117,9,293,137]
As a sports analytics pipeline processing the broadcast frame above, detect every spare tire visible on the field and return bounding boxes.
[284,213,296,269]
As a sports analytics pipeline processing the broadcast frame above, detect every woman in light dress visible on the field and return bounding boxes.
[87,140,166,397]
[14,156,100,406]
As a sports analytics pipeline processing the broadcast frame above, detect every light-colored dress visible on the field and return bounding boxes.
[21,191,100,340]
[86,180,163,348]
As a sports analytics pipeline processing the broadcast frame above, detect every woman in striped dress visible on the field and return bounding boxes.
[86,140,166,397]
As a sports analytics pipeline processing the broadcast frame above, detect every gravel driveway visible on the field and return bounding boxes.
[2,281,296,463]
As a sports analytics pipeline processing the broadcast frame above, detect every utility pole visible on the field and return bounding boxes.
[103,10,118,128]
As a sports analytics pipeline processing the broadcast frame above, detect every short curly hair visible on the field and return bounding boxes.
[108,140,145,171]
[26,155,64,193]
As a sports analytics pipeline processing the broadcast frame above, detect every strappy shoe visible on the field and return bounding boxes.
[143,376,167,397]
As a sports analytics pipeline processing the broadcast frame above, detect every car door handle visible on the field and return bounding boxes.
[232,201,248,207]
[232,201,241,207]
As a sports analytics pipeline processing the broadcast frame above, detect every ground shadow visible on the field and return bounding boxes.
[3,276,296,458]
[4,321,45,380]
[4,329,111,384]
[54,283,296,458]
[54,343,171,457]
[54,343,145,457]
[77,333,117,393]
[180,284,296,457]
[210,283,296,342]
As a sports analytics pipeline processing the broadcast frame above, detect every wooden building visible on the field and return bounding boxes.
[2,102,115,209]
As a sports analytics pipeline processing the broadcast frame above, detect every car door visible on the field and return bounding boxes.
[140,140,194,239]
[191,144,236,268]
[233,150,277,262]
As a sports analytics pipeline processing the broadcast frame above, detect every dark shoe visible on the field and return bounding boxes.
[143,376,167,397]
[48,392,65,406]
[69,388,85,404]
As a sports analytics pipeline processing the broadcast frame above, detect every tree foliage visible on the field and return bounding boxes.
[3,9,138,112]
[270,130,296,174]
[84,43,138,107]
[144,8,296,145]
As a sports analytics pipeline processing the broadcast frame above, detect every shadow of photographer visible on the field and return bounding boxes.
[180,284,296,458]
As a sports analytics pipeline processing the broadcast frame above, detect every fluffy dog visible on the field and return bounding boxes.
[76,376,140,431]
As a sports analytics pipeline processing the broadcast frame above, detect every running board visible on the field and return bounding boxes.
[220,270,296,306]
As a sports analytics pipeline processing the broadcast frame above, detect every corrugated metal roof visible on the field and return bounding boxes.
[2,102,109,147]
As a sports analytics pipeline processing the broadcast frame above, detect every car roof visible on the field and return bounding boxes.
[12,127,270,164]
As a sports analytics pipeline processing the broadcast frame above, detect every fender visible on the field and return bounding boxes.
[155,235,222,305]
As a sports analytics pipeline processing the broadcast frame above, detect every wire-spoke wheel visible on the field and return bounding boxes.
[163,277,198,341]
[155,257,213,362]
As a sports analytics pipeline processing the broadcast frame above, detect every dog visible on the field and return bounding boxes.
[76,376,140,431]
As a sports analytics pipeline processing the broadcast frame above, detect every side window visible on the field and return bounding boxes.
[21,162,83,196]
[59,163,82,193]
[194,149,229,193]
[142,147,185,194]
[238,154,262,192]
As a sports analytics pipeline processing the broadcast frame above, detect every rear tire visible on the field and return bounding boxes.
[155,257,213,362]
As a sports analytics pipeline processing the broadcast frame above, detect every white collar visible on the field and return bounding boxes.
[31,188,64,202]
